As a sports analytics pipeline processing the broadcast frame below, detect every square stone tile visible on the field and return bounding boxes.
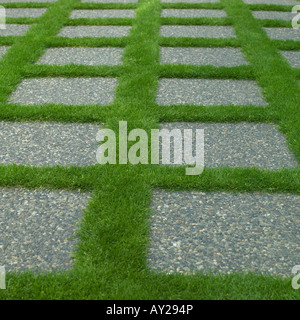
[243,0,299,5]
[280,50,300,68]
[159,122,298,169]
[0,24,30,37]
[0,122,100,167]
[5,9,47,18]
[70,9,136,19]
[160,47,249,66]
[149,190,300,276]
[156,79,267,106]
[161,9,227,18]
[0,188,91,271]
[252,10,297,21]
[58,26,131,38]
[9,77,117,105]
[160,25,236,38]
[37,47,124,66]
[264,27,300,41]
[0,46,9,59]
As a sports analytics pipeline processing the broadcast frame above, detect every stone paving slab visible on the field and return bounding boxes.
[243,0,299,5]
[82,0,137,2]
[156,79,267,106]
[253,10,297,21]
[5,9,47,18]
[70,9,136,19]
[37,47,124,66]
[280,50,300,68]
[0,188,91,271]
[160,47,249,66]
[161,9,227,18]
[159,122,298,169]
[149,190,300,276]
[0,24,30,37]
[0,122,99,167]
[0,0,55,2]
[160,25,236,38]
[161,0,220,3]
[58,26,131,38]
[0,46,9,59]
[9,77,117,106]
[264,27,300,41]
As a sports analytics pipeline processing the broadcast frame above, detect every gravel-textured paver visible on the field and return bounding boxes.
[82,0,137,2]
[0,0,55,2]
[0,24,30,37]
[9,77,117,106]
[70,9,136,19]
[160,25,236,38]
[0,122,100,167]
[4,9,47,18]
[264,27,300,41]
[159,122,298,169]
[243,0,299,5]
[149,190,300,276]
[58,26,131,38]
[161,0,220,3]
[280,50,300,68]
[0,46,9,59]
[252,11,297,21]
[160,47,249,66]
[161,9,227,18]
[156,79,267,106]
[37,47,124,66]
[0,188,91,272]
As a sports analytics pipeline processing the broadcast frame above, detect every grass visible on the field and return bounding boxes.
[0,0,299,300]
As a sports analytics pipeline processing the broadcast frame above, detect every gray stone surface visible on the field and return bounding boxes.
[70,9,136,19]
[252,10,297,21]
[161,9,227,18]
[82,0,137,2]
[0,24,30,37]
[156,79,267,106]
[160,26,236,38]
[0,46,9,59]
[243,0,299,5]
[264,27,300,41]
[0,122,100,167]
[161,0,220,3]
[159,122,298,169]
[160,47,249,66]
[0,0,55,2]
[5,9,47,18]
[37,47,124,66]
[280,50,300,68]
[149,190,300,276]
[9,77,117,106]
[0,188,91,272]
[58,26,131,38]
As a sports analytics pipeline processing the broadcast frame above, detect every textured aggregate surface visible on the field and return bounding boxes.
[160,47,249,66]
[160,25,236,38]
[9,77,117,106]
[264,28,300,41]
[161,0,220,3]
[156,79,267,106]
[0,24,31,37]
[243,0,299,5]
[0,0,55,2]
[252,10,298,21]
[161,9,227,18]
[58,26,131,38]
[159,122,298,169]
[70,9,136,19]
[81,0,138,2]
[280,50,300,68]
[0,188,91,272]
[149,190,300,276]
[4,9,47,18]
[0,122,100,167]
[37,47,124,66]
[0,46,9,59]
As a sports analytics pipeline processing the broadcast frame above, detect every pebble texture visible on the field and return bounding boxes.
[149,190,300,277]
[0,46,9,59]
[9,77,117,106]
[243,0,299,5]
[0,188,91,272]
[159,122,298,169]
[160,25,236,38]
[37,47,124,66]
[161,9,227,18]
[70,9,136,19]
[0,24,30,37]
[160,47,249,66]
[0,122,100,167]
[264,28,300,41]
[156,79,267,106]
[252,11,298,21]
[58,26,131,38]
[280,50,300,68]
[4,9,47,18]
